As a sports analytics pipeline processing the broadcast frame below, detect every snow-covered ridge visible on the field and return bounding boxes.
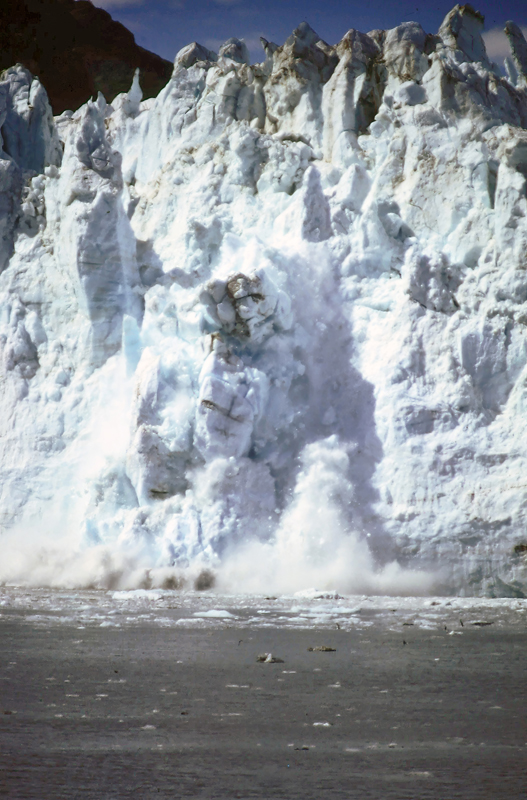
[1,4,527,596]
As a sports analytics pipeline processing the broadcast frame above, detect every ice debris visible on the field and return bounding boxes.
[256,653,284,663]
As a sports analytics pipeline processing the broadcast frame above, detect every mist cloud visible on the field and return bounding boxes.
[483,25,527,63]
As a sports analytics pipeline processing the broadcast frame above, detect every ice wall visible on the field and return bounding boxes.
[1,5,527,596]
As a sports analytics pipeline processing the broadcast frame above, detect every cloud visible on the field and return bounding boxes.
[483,26,527,64]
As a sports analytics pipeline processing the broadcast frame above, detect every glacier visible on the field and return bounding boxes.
[1,4,527,596]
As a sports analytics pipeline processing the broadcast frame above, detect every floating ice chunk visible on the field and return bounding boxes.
[112,590,163,600]
[256,653,284,663]
[294,589,341,600]
[193,609,235,618]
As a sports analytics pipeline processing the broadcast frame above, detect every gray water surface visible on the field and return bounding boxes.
[1,590,526,798]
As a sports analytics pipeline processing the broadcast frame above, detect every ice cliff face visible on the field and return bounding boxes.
[2,5,527,595]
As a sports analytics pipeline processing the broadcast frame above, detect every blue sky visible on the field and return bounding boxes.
[93,0,527,65]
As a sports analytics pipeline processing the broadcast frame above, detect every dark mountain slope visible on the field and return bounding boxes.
[0,0,173,114]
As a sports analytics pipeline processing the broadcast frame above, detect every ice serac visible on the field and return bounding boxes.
[0,65,62,272]
[505,22,527,89]
[1,5,527,597]
[0,65,62,173]
[50,94,141,365]
[438,3,490,68]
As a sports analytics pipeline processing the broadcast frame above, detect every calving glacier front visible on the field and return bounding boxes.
[1,5,527,595]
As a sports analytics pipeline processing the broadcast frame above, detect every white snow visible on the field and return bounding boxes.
[1,7,527,597]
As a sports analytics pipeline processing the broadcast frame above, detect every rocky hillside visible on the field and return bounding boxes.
[0,0,172,114]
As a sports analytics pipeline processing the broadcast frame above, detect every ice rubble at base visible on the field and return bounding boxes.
[2,5,527,595]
